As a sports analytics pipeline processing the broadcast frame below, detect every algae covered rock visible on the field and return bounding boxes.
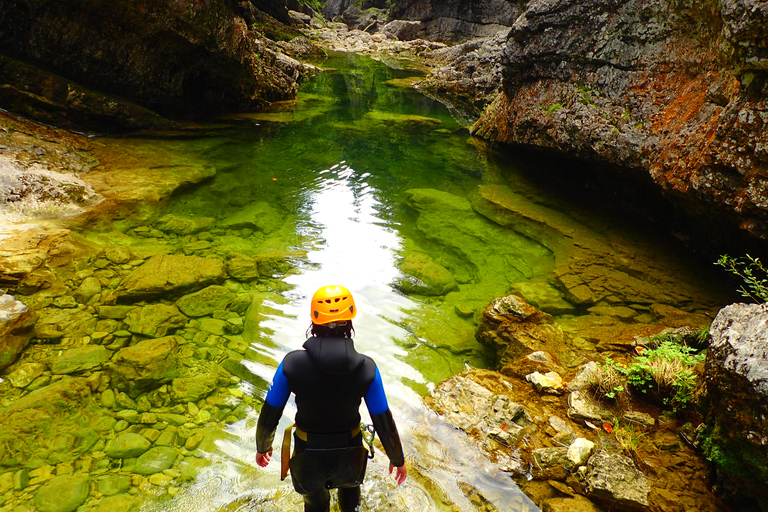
[105,336,180,397]
[395,252,459,296]
[34,474,90,512]
[48,345,111,375]
[118,254,225,302]
[133,446,178,475]
[219,201,283,234]
[124,303,187,337]
[176,285,235,317]
[156,214,214,235]
[0,377,100,466]
[106,433,151,459]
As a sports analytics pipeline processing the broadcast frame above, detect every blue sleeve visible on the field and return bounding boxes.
[265,361,291,408]
[364,366,389,415]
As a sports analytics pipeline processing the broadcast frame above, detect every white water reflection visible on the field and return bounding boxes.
[148,164,538,512]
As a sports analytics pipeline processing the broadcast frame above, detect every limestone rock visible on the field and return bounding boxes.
[118,254,225,302]
[702,302,768,505]
[48,345,111,375]
[566,438,595,468]
[176,285,235,317]
[395,252,459,296]
[0,294,37,370]
[124,304,187,337]
[567,390,613,424]
[583,452,650,509]
[532,447,569,480]
[526,371,565,395]
[34,474,90,512]
[105,336,180,397]
[476,294,566,368]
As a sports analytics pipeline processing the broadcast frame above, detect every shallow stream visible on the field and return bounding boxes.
[64,52,734,511]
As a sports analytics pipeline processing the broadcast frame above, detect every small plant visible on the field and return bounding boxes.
[715,254,768,303]
[626,342,705,411]
[588,357,627,403]
[612,420,647,462]
[542,103,563,114]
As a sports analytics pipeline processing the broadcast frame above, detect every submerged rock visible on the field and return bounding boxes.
[105,336,180,397]
[124,304,187,337]
[34,474,90,512]
[395,252,459,296]
[176,285,235,317]
[702,302,768,505]
[117,254,226,302]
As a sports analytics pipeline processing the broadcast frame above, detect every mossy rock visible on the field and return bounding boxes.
[395,252,459,296]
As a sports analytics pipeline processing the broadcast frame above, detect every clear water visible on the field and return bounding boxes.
[82,52,731,512]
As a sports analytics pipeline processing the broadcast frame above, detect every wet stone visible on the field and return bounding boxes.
[34,474,89,512]
[7,362,46,388]
[171,375,218,403]
[176,285,234,317]
[97,306,136,320]
[73,277,102,304]
[133,447,178,475]
[124,304,186,337]
[106,433,151,459]
[48,345,110,375]
[526,371,565,395]
[83,493,142,512]
[97,474,132,496]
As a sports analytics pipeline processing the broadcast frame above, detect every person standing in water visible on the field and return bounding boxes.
[255,284,407,512]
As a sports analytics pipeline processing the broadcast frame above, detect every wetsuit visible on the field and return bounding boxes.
[256,336,405,512]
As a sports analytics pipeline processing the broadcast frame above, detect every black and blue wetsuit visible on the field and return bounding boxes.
[256,336,405,511]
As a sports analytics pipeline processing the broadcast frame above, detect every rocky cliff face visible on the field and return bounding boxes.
[469,0,768,250]
[0,0,310,131]
[386,0,519,42]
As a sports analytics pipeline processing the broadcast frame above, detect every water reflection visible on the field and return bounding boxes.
[146,161,537,512]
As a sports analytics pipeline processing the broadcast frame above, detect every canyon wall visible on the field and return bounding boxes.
[0,0,309,130]
[468,0,768,250]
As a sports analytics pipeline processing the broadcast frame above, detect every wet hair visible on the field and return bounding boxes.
[306,320,355,339]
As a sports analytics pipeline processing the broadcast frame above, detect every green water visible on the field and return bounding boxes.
[76,52,733,512]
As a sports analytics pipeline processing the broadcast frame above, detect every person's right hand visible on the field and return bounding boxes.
[256,449,272,467]
[389,463,407,485]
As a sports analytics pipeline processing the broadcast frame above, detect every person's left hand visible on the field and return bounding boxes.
[256,449,272,467]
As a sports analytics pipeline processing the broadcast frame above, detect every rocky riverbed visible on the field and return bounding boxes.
[2,3,768,511]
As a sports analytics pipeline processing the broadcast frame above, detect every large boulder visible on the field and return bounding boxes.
[476,295,567,368]
[702,302,768,506]
[0,0,308,130]
[117,254,226,302]
[105,336,181,397]
[0,294,37,371]
[34,474,90,512]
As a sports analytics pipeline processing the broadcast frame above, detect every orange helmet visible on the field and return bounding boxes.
[310,285,356,324]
